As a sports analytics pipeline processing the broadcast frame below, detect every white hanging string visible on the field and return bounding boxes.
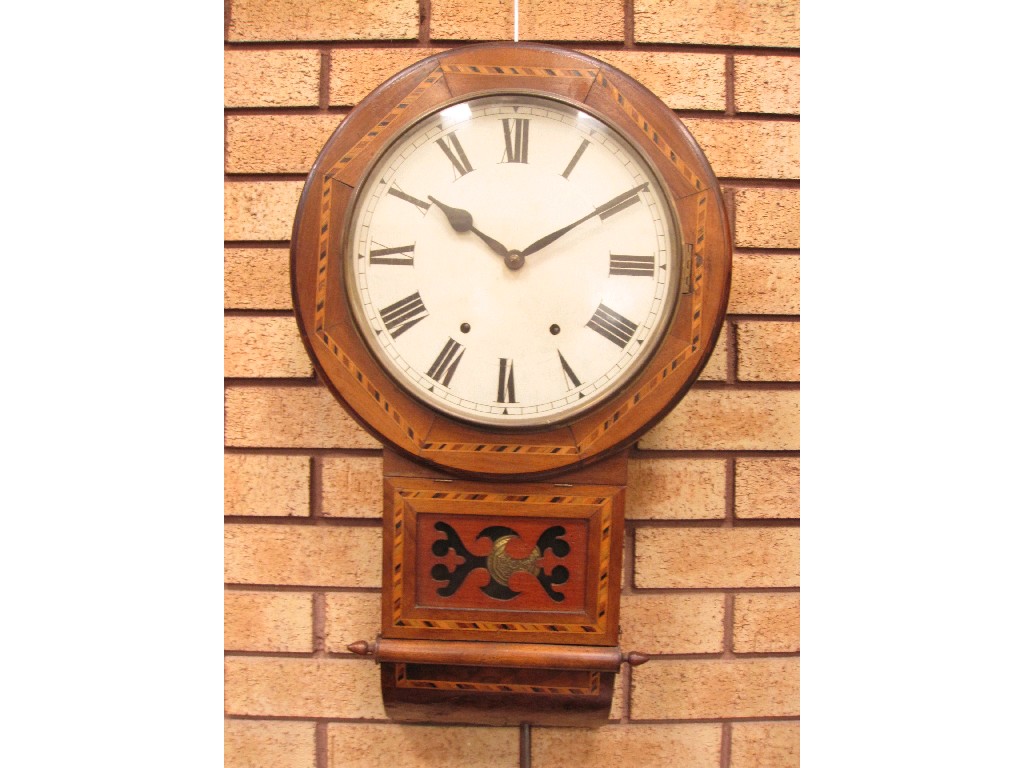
[513,0,519,42]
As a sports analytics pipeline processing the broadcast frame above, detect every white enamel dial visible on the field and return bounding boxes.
[346,94,680,427]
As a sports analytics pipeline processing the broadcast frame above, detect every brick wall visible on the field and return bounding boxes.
[224,1,799,766]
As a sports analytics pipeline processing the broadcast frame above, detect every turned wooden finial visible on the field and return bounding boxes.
[624,651,650,667]
[347,639,379,658]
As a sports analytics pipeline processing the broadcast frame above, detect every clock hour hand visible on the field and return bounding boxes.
[428,196,510,260]
[518,183,650,260]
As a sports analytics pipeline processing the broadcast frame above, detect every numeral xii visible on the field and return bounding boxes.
[501,118,529,164]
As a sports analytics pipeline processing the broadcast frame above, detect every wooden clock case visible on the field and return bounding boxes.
[291,42,732,726]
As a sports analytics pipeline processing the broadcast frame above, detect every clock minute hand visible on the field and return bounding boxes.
[518,182,650,260]
[428,195,510,259]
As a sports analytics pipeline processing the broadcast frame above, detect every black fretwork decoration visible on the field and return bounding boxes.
[430,523,571,601]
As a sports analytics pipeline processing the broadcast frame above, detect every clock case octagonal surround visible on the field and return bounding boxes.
[291,43,732,480]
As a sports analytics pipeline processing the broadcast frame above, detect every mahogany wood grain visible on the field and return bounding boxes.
[355,638,634,671]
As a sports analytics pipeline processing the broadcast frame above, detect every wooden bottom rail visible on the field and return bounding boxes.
[348,637,648,671]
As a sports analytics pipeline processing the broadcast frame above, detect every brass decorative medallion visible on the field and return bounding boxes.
[431,522,571,601]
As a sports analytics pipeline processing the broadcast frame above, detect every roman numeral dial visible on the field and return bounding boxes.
[501,118,529,163]
[558,351,582,391]
[497,358,516,403]
[368,242,415,266]
[609,254,655,276]
[436,132,473,178]
[348,94,678,427]
[379,292,428,338]
[587,303,640,349]
[387,184,430,214]
[561,139,589,178]
[427,338,465,387]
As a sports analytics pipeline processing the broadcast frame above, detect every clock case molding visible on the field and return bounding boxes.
[290,43,732,725]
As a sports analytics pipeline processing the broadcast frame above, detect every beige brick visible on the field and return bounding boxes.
[728,253,800,315]
[225,454,310,517]
[684,119,799,180]
[620,594,725,654]
[635,528,799,588]
[533,724,720,768]
[736,321,799,381]
[225,181,305,242]
[609,677,624,721]
[225,657,385,718]
[520,0,624,41]
[733,188,800,249]
[224,50,321,108]
[228,0,419,42]
[321,456,383,518]
[735,458,800,519]
[225,720,316,768]
[225,385,380,449]
[581,51,725,111]
[225,524,381,587]
[631,658,799,719]
[431,0,624,41]
[327,724,518,768]
[430,0,512,39]
[733,593,800,653]
[639,390,799,451]
[225,316,314,378]
[634,0,799,47]
[330,48,447,106]
[324,592,380,653]
[735,56,801,115]
[697,330,728,382]
[225,248,293,311]
[627,458,726,519]
[731,722,800,768]
[224,591,314,652]
[226,115,342,175]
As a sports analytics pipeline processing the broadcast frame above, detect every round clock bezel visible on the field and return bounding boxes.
[291,43,732,479]
[340,89,685,431]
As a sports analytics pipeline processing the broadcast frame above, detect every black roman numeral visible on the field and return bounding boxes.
[561,139,589,178]
[379,292,428,338]
[586,303,639,348]
[387,184,430,214]
[609,254,656,276]
[557,350,582,390]
[436,132,473,178]
[368,242,415,266]
[497,358,516,403]
[426,338,465,386]
[501,118,529,164]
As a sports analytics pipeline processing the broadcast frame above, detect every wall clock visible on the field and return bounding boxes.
[291,42,731,726]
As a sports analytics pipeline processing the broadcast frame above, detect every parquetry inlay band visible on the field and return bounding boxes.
[576,233,705,451]
[312,57,714,461]
[395,664,602,696]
